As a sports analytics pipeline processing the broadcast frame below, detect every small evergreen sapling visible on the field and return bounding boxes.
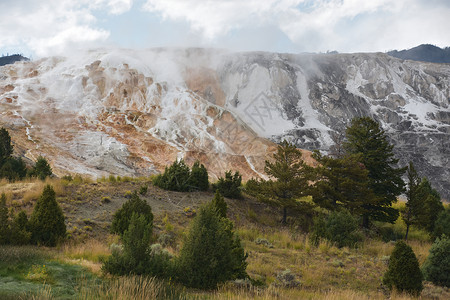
[11,210,31,245]
[432,209,450,240]
[213,170,242,199]
[211,190,227,218]
[29,156,52,180]
[188,161,209,191]
[177,202,247,289]
[111,191,153,237]
[103,213,153,275]
[383,241,423,295]
[29,185,66,246]
[422,235,450,288]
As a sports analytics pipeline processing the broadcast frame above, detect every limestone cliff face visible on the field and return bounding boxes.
[0,48,448,198]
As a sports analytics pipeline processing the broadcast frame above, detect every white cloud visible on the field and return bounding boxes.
[93,0,134,15]
[0,0,449,56]
[142,0,296,39]
[143,0,450,52]
[0,0,131,57]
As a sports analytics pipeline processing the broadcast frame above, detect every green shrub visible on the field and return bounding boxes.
[28,156,52,180]
[103,213,174,278]
[62,175,73,181]
[311,210,361,248]
[176,202,247,289]
[211,190,227,218]
[10,210,31,245]
[154,159,210,192]
[376,223,404,242]
[422,235,450,288]
[383,240,423,295]
[432,209,450,240]
[29,185,66,246]
[111,191,153,237]
[0,157,27,181]
[139,185,148,195]
[254,238,274,248]
[103,213,153,275]
[153,159,191,192]
[101,197,111,204]
[188,161,209,191]
[213,170,242,199]
[158,232,175,247]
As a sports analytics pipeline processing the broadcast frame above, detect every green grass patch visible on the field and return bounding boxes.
[0,246,97,299]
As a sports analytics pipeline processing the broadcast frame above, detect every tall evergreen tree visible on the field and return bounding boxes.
[403,162,421,240]
[263,140,312,224]
[0,127,13,167]
[311,151,376,216]
[29,185,66,246]
[344,117,405,227]
[415,178,444,233]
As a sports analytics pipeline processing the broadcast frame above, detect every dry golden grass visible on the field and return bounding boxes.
[77,275,185,300]
[62,239,111,263]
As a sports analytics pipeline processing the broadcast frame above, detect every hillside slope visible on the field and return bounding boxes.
[0,48,448,198]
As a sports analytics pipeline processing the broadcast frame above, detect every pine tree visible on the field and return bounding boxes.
[0,193,11,244]
[188,161,209,191]
[10,210,31,245]
[422,235,450,288]
[344,117,405,227]
[383,241,423,295]
[415,178,444,233]
[177,203,247,289]
[213,170,242,199]
[311,151,376,216]
[29,156,52,180]
[29,185,66,246]
[263,140,312,224]
[103,213,153,275]
[111,191,153,237]
[0,127,13,167]
[211,190,227,218]
[403,162,421,240]
[0,157,27,181]
[432,209,450,240]
[153,159,191,192]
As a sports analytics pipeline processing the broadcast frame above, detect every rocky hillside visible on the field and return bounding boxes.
[0,48,448,198]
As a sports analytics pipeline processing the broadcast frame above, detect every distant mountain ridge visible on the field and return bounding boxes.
[0,54,29,66]
[387,44,450,63]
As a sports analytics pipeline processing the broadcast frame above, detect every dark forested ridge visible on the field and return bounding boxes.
[387,44,450,63]
[0,54,29,66]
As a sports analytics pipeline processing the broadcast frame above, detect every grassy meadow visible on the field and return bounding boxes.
[0,176,449,299]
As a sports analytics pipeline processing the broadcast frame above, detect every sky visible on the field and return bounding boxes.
[0,0,449,58]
